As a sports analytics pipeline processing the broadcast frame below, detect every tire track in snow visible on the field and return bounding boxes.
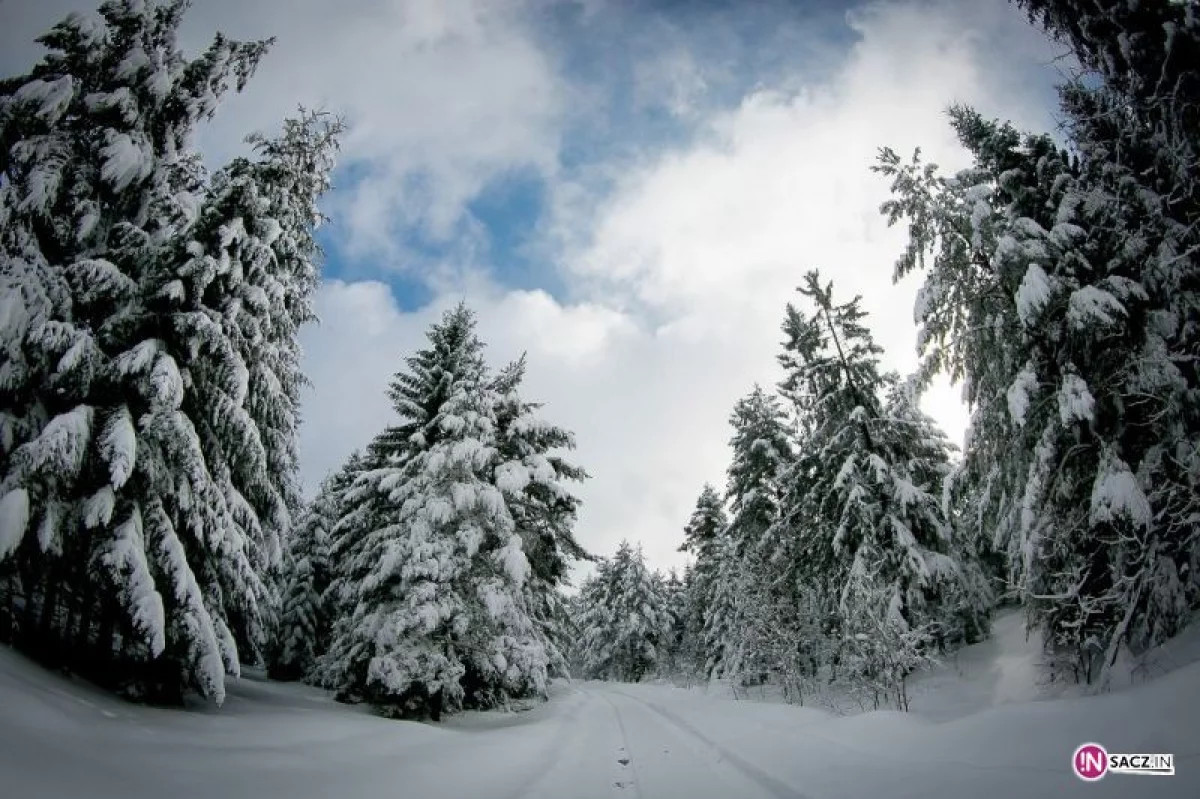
[594,689,646,798]
[603,686,816,799]
[498,683,593,799]
[498,682,640,799]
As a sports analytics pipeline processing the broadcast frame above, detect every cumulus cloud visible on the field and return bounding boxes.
[213,0,563,267]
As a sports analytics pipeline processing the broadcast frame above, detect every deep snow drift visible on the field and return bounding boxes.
[1,614,1198,799]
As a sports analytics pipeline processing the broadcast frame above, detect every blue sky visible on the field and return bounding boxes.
[312,0,868,312]
[1,0,1067,573]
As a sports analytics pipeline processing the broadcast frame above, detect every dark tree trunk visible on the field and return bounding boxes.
[429,688,443,722]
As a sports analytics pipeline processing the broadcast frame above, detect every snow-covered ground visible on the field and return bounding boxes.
[2,613,1198,799]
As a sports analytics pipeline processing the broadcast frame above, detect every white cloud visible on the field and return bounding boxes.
[298,281,435,476]
[205,0,563,262]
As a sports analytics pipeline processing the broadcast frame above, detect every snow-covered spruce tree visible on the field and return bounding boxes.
[648,569,675,672]
[769,310,853,686]
[671,563,707,683]
[939,434,1011,611]
[657,568,689,678]
[312,448,379,688]
[726,386,793,561]
[775,272,976,701]
[1012,0,1200,199]
[701,533,746,681]
[0,0,292,703]
[573,570,612,677]
[885,381,993,648]
[267,465,351,681]
[267,501,329,682]
[321,305,551,719]
[576,541,671,682]
[183,109,344,652]
[717,385,794,687]
[490,354,591,677]
[874,120,1040,613]
[1020,0,1200,672]
[677,484,728,675]
[878,99,1199,682]
[558,584,590,678]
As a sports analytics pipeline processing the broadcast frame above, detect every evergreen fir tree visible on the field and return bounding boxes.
[878,91,1199,680]
[673,563,707,683]
[1017,0,1200,673]
[771,272,977,699]
[573,570,613,678]
[268,503,328,682]
[759,401,833,698]
[677,484,728,673]
[702,534,745,680]
[726,386,792,558]
[321,306,557,718]
[1013,0,1200,199]
[0,0,314,704]
[490,354,591,676]
[176,108,343,661]
[680,485,728,561]
[268,467,349,681]
[312,448,375,688]
[719,385,794,684]
[657,568,689,677]
[576,541,670,682]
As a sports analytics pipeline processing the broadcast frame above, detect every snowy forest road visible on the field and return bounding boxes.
[3,645,1198,799]
[501,682,808,799]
